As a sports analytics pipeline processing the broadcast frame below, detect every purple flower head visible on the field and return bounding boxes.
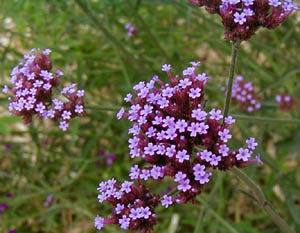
[115,203,125,214]
[106,154,116,166]
[44,194,54,207]
[218,144,229,157]
[4,48,85,130]
[179,78,192,88]
[95,180,159,232]
[210,154,222,166]
[144,142,157,156]
[94,215,105,230]
[246,137,258,150]
[125,22,137,37]
[162,64,171,72]
[188,0,299,41]
[209,108,223,120]
[275,93,298,112]
[192,108,207,121]
[218,128,232,142]
[140,206,152,219]
[198,150,213,162]
[151,165,164,180]
[193,164,206,176]
[59,121,69,131]
[254,154,263,165]
[129,165,140,180]
[96,61,261,231]
[190,61,201,67]
[176,149,190,163]
[161,195,174,208]
[224,116,236,125]
[121,181,133,193]
[6,192,13,198]
[8,230,17,233]
[4,144,13,152]
[174,171,187,183]
[231,75,262,112]
[183,66,195,76]
[189,88,201,99]
[236,148,252,162]
[188,122,208,137]
[119,215,131,229]
[140,169,151,180]
[234,12,247,25]
[0,203,9,214]
[177,178,192,192]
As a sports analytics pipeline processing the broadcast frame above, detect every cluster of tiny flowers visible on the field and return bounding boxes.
[96,62,261,232]
[0,203,9,214]
[95,179,160,232]
[2,49,85,131]
[117,62,260,205]
[188,0,298,41]
[231,75,262,112]
[125,22,137,37]
[0,192,12,215]
[96,150,117,167]
[8,230,17,233]
[44,194,54,207]
[275,93,298,112]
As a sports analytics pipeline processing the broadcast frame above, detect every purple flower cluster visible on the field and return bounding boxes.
[118,62,260,203]
[95,62,262,232]
[188,0,298,41]
[44,194,54,207]
[2,49,85,131]
[96,150,117,167]
[0,192,13,215]
[8,230,17,233]
[125,22,137,37]
[231,75,262,112]
[0,203,9,214]
[95,179,159,232]
[275,93,298,112]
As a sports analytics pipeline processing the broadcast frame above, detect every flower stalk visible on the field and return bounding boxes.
[223,40,241,123]
[232,114,300,124]
[231,166,294,233]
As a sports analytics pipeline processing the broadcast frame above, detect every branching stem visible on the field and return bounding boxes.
[231,167,294,233]
[222,40,241,123]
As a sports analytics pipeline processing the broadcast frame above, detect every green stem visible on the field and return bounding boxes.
[197,197,240,233]
[159,189,179,201]
[74,0,143,69]
[231,167,294,233]
[133,10,170,61]
[194,172,224,233]
[232,114,300,124]
[222,40,241,124]
[85,105,123,112]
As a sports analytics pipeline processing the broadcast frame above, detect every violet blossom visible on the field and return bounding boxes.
[188,0,299,41]
[2,48,85,131]
[97,61,261,232]
[117,61,261,205]
[231,75,262,112]
[275,93,298,112]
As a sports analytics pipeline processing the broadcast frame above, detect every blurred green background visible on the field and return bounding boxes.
[0,0,299,232]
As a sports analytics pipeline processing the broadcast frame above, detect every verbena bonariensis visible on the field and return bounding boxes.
[95,179,160,232]
[275,93,298,112]
[95,62,262,232]
[188,0,299,41]
[125,22,138,37]
[231,75,262,112]
[2,49,85,131]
